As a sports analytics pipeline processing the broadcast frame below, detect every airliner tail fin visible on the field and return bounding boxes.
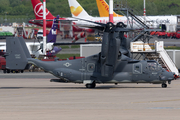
[96,0,122,17]
[47,15,59,43]
[68,0,91,18]
[31,0,54,19]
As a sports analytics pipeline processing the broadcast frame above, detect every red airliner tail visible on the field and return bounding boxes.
[31,0,54,19]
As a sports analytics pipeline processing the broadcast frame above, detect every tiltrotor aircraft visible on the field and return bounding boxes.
[5,22,175,88]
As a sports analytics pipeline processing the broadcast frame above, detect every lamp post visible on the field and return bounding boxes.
[144,0,146,16]
[43,0,47,56]
[4,12,7,23]
[143,0,146,23]
[109,0,113,23]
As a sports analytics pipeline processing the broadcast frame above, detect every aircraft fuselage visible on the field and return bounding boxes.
[27,53,174,84]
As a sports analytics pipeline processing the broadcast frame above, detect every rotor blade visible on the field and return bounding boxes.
[54,42,102,46]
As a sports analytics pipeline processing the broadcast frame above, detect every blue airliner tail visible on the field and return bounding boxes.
[47,15,59,43]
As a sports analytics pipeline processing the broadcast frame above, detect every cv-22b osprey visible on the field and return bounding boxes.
[5,22,175,88]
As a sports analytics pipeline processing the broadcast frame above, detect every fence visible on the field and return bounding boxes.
[0,17,34,26]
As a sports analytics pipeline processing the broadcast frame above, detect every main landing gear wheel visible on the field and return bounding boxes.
[162,83,167,88]
[3,70,6,73]
[86,82,96,88]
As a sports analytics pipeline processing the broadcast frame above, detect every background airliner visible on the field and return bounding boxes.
[29,0,94,34]
[96,0,179,31]
[95,0,122,17]
[28,0,179,34]
[68,0,178,31]
[0,15,62,58]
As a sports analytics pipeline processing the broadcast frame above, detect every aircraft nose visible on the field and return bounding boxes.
[161,71,175,81]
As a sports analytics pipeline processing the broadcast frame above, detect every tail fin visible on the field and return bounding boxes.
[68,0,91,18]
[47,15,59,43]
[6,37,31,70]
[96,0,122,17]
[31,0,54,19]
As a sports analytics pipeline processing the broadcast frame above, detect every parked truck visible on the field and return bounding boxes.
[0,31,14,39]
[0,26,14,39]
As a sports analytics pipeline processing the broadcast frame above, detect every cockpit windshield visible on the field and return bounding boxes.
[147,62,159,71]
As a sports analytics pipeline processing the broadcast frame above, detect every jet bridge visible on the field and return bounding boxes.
[131,41,179,76]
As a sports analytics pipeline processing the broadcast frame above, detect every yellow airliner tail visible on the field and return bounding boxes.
[68,0,91,18]
[96,0,122,17]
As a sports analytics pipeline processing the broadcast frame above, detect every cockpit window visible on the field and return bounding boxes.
[133,64,142,74]
[147,62,157,71]
[158,64,163,70]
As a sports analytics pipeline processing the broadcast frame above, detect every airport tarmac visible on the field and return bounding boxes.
[0,71,180,120]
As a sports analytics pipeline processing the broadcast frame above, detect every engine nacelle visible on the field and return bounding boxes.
[101,32,120,77]
[101,32,109,64]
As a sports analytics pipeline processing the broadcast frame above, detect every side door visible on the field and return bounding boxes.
[132,63,143,82]
[81,58,87,80]
[147,62,159,81]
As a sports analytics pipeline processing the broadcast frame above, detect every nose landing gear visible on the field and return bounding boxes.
[168,80,171,84]
[86,82,96,88]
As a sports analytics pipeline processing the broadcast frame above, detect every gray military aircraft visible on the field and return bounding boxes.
[5,22,175,88]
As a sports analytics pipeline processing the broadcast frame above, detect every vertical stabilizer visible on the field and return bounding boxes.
[47,15,59,43]
[96,0,122,17]
[18,37,31,58]
[31,0,54,19]
[6,37,30,70]
[68,0,91,18]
